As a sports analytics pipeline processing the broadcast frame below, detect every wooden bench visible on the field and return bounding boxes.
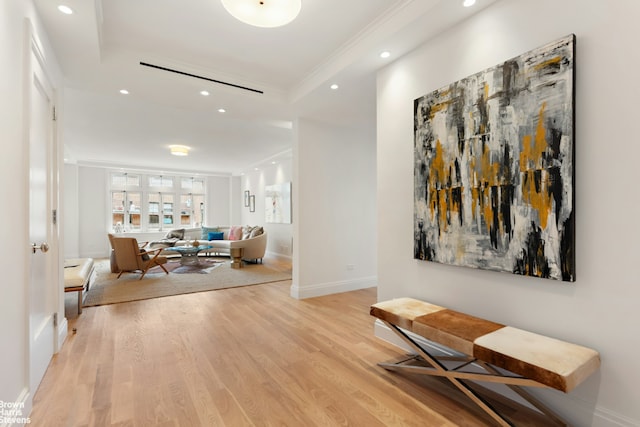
[64,258,94,315]
[370,298,600,426]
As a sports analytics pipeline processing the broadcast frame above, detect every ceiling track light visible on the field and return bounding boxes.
[221,0,302,28]
[140,62,264,94]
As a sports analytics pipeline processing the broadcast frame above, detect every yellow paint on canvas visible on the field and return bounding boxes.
[534,56,562,71]
[519,103,553,229]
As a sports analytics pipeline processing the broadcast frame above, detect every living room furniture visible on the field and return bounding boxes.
[370,298,600,427]
[230,247,244,269]
[108,233,148,273]
[170,245,214,265]
[64,258,94,314]
[112,237,169,280]
[150,226,267,263]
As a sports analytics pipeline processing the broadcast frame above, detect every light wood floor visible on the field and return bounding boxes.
[33,257,554,426]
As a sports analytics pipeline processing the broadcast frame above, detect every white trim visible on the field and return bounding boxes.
[83,251,109,259]
[290,277,376,299]
[56,317,68,353]
[265,250,292,262]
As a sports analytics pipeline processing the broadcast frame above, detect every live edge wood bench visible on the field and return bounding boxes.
[64,258,94,315]
[370,298,600,427]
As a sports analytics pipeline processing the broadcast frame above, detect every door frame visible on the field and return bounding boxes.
[22,17,66,412]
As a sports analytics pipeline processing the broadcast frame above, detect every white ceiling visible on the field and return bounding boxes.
[33,0,497,175]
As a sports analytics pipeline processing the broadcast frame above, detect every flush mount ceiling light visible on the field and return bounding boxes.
[57,5,73,14]
[221,0,302,28]
[463,0,476,7]
[169,145,190,156]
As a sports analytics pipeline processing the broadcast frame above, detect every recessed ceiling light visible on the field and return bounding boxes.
[119,89,129,95]
[271,161,277,165]
[57,5,73,14]
[218,108,226,113]
[463,0,476,7]
[330,84,339,90]
[254,168,259,171]
[380,51,391,59]
[200,90,210,96]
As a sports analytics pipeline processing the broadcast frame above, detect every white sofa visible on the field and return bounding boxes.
[150,226,267,262]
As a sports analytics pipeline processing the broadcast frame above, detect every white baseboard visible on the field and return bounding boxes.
[290,276,376,299]
[265,250,291,262]
[56,316,68,353]
[80,251,108,259]
[373,321,638,427]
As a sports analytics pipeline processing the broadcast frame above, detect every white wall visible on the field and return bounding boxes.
[0,0,63,414]
[241,157,293,258]
[207,175,233,226]
[78,166,108,257]
[376,0,640,425]
[292,118,377,299]
[68,166,236,258]
[63,164,80,258]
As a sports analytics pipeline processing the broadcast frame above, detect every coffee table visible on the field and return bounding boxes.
[170,245,213,265]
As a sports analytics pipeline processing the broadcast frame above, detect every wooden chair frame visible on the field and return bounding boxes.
[112,237,169,280]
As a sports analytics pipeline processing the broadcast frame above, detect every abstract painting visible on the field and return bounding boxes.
[414,35,575,282]
[265,182,292,224]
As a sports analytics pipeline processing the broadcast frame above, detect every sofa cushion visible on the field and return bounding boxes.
[228,225,242,241]
[208,231,224,240]
[165,228,185,239]
[241,225,264,239]
[250,226,264,238]
[201,226,219,240]
[242,225,253,240]
[139,248,150,261]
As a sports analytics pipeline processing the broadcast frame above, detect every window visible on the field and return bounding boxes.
[111,191,141,230]
[110,172,207,232]
[112,173,140,187]
[149,175,174,189]
[163,195,174,225]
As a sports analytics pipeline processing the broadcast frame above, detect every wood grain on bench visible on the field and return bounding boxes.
[371,297,601,426]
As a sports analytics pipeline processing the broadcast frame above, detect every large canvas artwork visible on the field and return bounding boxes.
[265,182,292,224]
[414,35,575,282]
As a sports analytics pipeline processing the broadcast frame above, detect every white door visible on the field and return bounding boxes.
[28,43,55,394]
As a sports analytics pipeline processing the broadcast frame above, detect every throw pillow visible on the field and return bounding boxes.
[242,225,252,240]
[165,228,185,239]
[208,231,224,240]
[139,248,150,261]
[249,226,264,238]
[201,226,219,240]
[228,225,242,241]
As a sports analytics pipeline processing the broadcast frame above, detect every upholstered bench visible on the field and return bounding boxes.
[64,258,94,315]
[371,298,600,426]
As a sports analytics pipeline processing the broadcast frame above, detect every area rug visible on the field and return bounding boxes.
[83,258,291,307]
[149,258,223,274]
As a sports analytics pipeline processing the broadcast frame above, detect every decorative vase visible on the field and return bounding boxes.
[193,240,200,247]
